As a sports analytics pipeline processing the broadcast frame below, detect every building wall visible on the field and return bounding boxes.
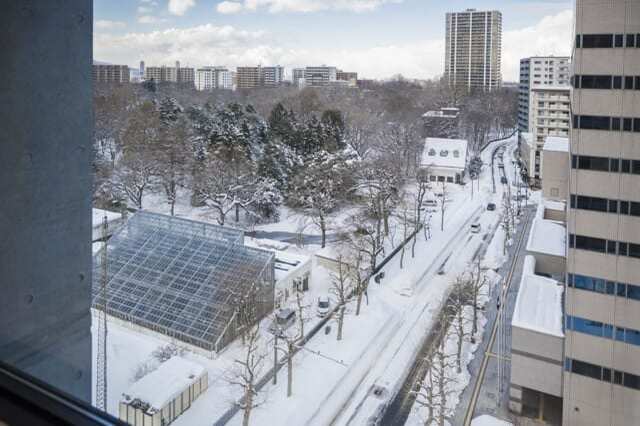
[565,2,640,424]
[0,0,93,401]
[93,64,129,83]
[511,326,564,397]
[444,9,502,92]
[542,148,569,200]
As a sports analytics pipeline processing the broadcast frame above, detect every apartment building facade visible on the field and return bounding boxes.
[195,66,232,91]
[444,9,502,92]
[565,1,640,425]
[303,66,338,87]
[526,86,571,186]
[92,62,129,83]
[144,62,194,85]
[518,56,571,132]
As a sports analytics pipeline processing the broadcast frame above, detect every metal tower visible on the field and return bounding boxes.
[95,215,108,411]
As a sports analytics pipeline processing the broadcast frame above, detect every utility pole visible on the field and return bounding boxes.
[95,216,109,411]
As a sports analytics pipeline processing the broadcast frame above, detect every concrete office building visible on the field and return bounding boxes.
[526,86,571,186]
[444,9,502,92]
[565,0,640,424]
[518,56,571,132]
[1,1,93,401]
[93,61,130,83]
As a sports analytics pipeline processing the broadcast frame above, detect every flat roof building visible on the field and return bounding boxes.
[420,137,468,184]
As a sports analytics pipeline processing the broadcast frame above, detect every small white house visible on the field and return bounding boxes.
[119,357,208,426]
[420,137,468,184]
[274,251,312,307]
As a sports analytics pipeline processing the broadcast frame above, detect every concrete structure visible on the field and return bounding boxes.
[195,66,232,91]
[261,66,285,86]
[542,136,569,201]
[119,357,208,426]
[302,66,338,87]
[528,86,571,186]
[510,255,564,418]
[444,9,502,92]
[518,56,571,132]
[292,68,306,87]
[336,70,358,83]
[422,107,460,138]
[526,202,566,280]
[144,63,194,85]
[564,1,640,424]
[93,61,129,83]
[91,208,124,242]
[0,0,93,401]
[236,66,284,89]
[518,131,534,182]
[420,138,468,184]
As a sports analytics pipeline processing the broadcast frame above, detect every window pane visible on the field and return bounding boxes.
[617,283,627,297]
[625,329,640,346]
[627,284,640,301]
[625,76,634,89]
[621,201,630,214]
[572,359,602,380]
[627,34,636,48]
[613,76,622,89]
[615,34,624,47]
[580,115,611,130]
[629,243,640,259]
[623,118,632,131]
[624,373,640,390]
[616,327,625,341]
[630,202,640,217]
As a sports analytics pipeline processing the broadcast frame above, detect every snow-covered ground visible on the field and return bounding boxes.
[95,134,532,426]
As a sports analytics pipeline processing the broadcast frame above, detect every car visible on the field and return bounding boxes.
[317,296,331,317]
[487,203,496,211]
[423,199,438,207]
[500,176,508,184]
[470,222,482,233]
[269,308,296,335]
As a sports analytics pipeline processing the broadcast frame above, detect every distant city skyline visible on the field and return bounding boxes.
[94,0,572,81]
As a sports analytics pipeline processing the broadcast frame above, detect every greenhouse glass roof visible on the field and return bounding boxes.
[92,211,275,351]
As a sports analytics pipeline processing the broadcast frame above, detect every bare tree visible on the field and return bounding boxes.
[466,259,488,342]
[330,255,352,341]
[227,324,267,426]
[501,193,514,255]
[439,180,448,231]
[345,236,370,316]
[448,275,471,373]
[294,283,311,340]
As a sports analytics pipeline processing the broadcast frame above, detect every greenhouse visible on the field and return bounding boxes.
[92,211,275,353]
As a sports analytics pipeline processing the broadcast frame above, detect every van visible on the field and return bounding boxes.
[470,222,482,234]
[269,308,296,335]
[317,296,331,317]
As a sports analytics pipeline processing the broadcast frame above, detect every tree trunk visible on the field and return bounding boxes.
[356,290,363,316]
[170,198,175,216]
[412,233,417,258]
[236,203,240,222]
[457,320,464,373]
[287,344,293,397]
[337,306,344,341]
[243,390,252,426]
[319,214,326,249]
[400,245,405,269]
[273,334,278,385]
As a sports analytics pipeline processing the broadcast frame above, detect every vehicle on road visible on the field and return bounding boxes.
[470,222,482,233]
[269,308,296,335]
[487,203,496,211]
[423,199,438,207]
[500,176,508,184]
[317,296,331,317]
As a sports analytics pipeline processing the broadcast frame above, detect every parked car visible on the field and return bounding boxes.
[487,203,496,211]
[500,176,508,184]
[317,296,331,317]
[423,199,438,207]
[470,222,482,233]
[269,308,296,335]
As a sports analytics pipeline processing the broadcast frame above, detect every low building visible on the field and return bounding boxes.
[526,202,566,279]
[518,132,534,183]
[510,255,564,419]
[119,356,208,426]
[92,208,124,242]
[419,137,468,184]
[542,136,569,201]
[422,107,460,138]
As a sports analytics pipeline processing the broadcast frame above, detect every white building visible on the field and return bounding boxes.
[518,56,571,132]
[195,66,232,91]
[299,66,337,87]
[92,208,124,242]
[119,357,208,426]
[419,138,468,184]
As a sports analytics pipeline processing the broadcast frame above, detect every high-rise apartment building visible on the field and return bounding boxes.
[144,63,194,85]
[518,56,571,132]
[236,66,261,89]
[292,68,306,87]
[337,71,358,82]
[195,66,232,91]
[564,0,640,424]
[304,66,337,87]
[261,66,285,86]
[92,61,129,83]
[444,9,502,92]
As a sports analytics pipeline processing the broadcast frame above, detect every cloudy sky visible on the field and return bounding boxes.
[94,0,573,81]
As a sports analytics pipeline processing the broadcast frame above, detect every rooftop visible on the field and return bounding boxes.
[122,356,205,413]
[526,203,566,258]
[92,208,122,228]
[543,136,569,153]
[420,137,468,170]
[512,256,564,337]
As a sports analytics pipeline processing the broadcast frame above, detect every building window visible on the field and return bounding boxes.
[627,34,636,48]
[581,34,613,48]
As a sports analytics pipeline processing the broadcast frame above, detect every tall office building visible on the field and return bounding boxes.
[444,9,502,92]
[518,56,571,132]
[565,0,640,424]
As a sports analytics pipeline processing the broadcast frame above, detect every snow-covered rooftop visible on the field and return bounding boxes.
[420,138,468,170]
[526,204,566,258]
[471,415,513,426]
[92,208,122,228]
[245,238,311,283]
[520,132,533,148]
[543,199,566,212]
[122,356,205,413]
[531,85,571,92]
[512,256,564,337]
[543,136,569,153]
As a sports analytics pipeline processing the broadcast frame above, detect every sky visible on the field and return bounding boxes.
[94,0,573,81]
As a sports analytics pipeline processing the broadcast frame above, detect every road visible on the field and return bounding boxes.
[247,230,344,245]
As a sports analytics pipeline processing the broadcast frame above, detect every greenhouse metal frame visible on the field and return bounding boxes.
[92,211,275,353]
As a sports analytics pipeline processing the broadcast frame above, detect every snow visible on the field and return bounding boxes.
[543,199,566,212]
[471,414,513,426]
[526,203,565,257]
[92,208,122,227]
[543,136,569,153]
[245,237,311,283]
[122,357,205,413]
[421,138,468,170]
[511,256,564,337]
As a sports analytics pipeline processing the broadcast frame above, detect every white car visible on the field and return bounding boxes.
[317,296,331,317]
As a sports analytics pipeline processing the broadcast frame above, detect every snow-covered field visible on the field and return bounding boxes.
[95,134,533,426]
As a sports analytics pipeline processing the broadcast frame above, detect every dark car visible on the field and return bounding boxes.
[500,176,508,184]
[487,203,496,211]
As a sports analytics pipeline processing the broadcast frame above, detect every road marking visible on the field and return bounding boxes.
[462,209,532,426]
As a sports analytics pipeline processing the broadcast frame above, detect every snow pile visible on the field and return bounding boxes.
[526,203,565,258]
[543,136,569,153]
[123,356,205,412]
[511,256,564,337]
[421,138,468,170]
[472,414,513,426]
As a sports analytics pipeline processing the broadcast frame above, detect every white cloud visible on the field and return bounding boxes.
[94,9,573,81]
[168,0,196,16]
[137,15,167,24]
[95,20,126,30]
[138,6,153,14]
[502,9,573,81]
[216,0,402,14]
